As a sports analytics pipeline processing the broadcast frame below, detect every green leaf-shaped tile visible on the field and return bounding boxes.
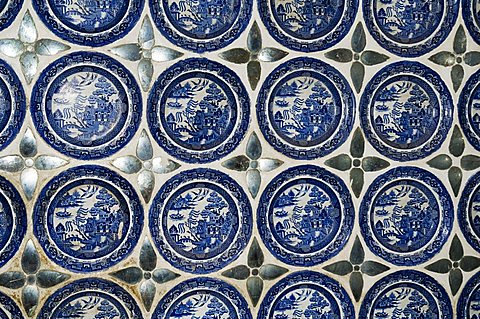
[323,261,353,276]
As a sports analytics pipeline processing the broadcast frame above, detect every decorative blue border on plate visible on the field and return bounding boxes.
[257,57,355,160]
[258,0,358,52]
[458,270,480,318]
[459,69,480,151]
[257,165,354,266]
[0,0,23,33]
[149,0,252,52]
[258,270,355,319]
[32,0,144,46]
[152,277,252,319]
[463,0,480,44]
[147,58,250,164]
[0,290,23,319]
[360,61,453,161]
[359,270,453,318]
[37,278,144,319]
[458,170,480,253]
[149,168,252,274]
[0,58,25,152]
[31,51,142,160]
[0,175,26,269]
[33,165,143,273]
[360,166,453,266]
[363,0,459,57]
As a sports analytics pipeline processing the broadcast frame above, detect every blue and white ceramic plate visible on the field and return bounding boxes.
[458,270,480,318]
[258,165,354,266]
[257,57,355,160]
[0,0,23,32]
[463,0,480,44]
[33,165,143,273]
[37,278,144,319]
[459,69,480,151]
[149,168,252,273]
[152,277,252,319]
[258,271,355,319]
[0,291,23,319]
[258,0,358,52]
[0,176,26,269]
[458,171,480,253]
[360,166,453,266]
[363,0,458,56]
[33,0,144,46]
[0,58,25,152]
[149,0,252,52]
[360,61,453,161]
[148,58,250,163]
[31,52,142,160]
[359,270,453,318]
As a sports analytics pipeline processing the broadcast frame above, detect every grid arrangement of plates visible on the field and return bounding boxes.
[0,0,478,318]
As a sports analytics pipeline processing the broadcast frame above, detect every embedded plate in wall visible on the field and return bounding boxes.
[148,58,250,164]
[149,0,252,52]
[257,57,355,160]
[459,170,480,253]
[359,270,452,318]
[32,0,144,46]
[0,59,25,152]
[33,165,143,272]
[463,0,480,44]
[458,270,480,318]
[37,278,144,319]
[149,168,252,273]
[459,69,480,151]
[0,176,26,269]
[258,271,355,318]
[360,61,453,161]
[363,0,458,56]
[360,166,453,266]
[0,0,23,32]
[258,0,358,52]
[0,291,24,319]
[152,277,252,319]
[31,52,142,160]
[257,165,354,266]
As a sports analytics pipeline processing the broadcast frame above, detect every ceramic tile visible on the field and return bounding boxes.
[0,0,477,318]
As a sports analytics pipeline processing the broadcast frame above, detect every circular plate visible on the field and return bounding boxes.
[0,58,25,151]
[0,175,26,269]
[458,271,480,318]
[257,165,354,266]
[364,0,458,57]
[257,57,355,160]
[359,270,452,318]
[360,166,453,266]
[458,170,480,253]
[0,291,23,319]
[33,165,143,272]
[33,0,144,46]
[31,52,142,160]
[360,61,453,161]
[147,58,250,164]
[153,277,252,319]
[149,0,252,52]
[149,168,252,274]
[258,271,355,318]
[258,0,358,52]
[463,0,480,44]
[37,278,144,319]
[459,69,480,151]
[0,0,23,32]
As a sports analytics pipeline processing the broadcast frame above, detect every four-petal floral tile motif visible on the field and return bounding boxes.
[0,0,477,318]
